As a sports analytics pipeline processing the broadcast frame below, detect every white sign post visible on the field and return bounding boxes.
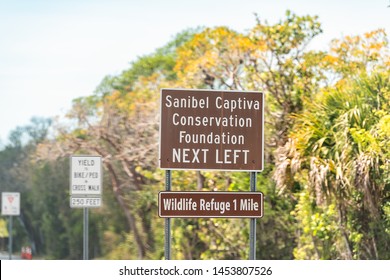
[1,192,20,260]
[70,155,102,260]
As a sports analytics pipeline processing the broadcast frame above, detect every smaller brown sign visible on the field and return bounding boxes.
[159,191,263,218]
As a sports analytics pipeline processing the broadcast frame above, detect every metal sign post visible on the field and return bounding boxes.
[8,216,13,260]
[164,170,171,260]
[83,208,89,260]
[249,172,257,260]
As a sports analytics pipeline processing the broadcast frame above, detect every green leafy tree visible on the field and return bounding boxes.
[275,71,390,259]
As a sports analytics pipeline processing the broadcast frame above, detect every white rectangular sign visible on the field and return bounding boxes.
[70,155,102,196]
[70,196,102,208]
[1,192,20,216]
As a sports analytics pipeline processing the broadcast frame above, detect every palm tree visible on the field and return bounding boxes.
[274,72,390,259]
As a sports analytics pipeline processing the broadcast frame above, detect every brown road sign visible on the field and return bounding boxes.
[158,191,263,218]
[159,89,264,171]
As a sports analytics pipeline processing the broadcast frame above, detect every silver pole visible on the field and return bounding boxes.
[165,170,171,260]
[249,172,257,260]
[8,216,13,260]
[83,207,89,260]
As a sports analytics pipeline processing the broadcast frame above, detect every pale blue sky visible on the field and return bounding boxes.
[0,0,389,145]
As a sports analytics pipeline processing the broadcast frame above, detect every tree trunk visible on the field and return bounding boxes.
[104,162,146,259]
[197,171,205,190]
[337,203,353,259]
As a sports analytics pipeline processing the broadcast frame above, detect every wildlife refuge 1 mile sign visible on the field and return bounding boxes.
[159,89,264,171]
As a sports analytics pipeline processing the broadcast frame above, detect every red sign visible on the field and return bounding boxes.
[159,89,264,171]
[159,192,263,218]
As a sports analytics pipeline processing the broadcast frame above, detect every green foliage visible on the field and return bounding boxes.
[292,187,339,259]
[277,71,390,259]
